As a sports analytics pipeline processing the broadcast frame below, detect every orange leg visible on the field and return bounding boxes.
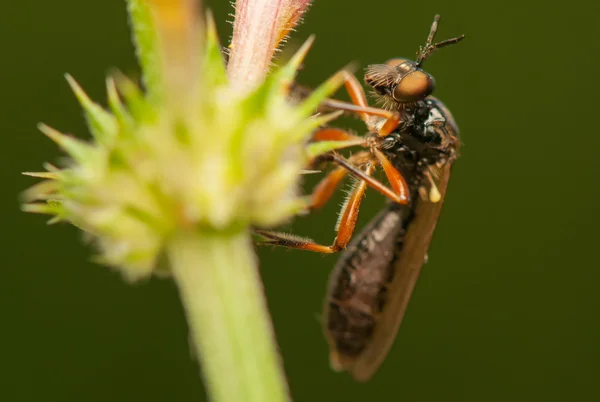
[255,164,375,253]
[377,113,402,137]
[310,166,348,210]
[309,150,371,210]
[311,127,363,142]
[341,71,369,120]
[333,165,373,250]
[372,149,410,203]
[319,71,401,136]
[308,128,365,161]
[330,153,410,204]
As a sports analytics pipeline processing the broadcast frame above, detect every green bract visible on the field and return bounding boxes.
[22,13,349,280]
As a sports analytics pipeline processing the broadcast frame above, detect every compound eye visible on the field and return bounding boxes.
[393,71,435,102]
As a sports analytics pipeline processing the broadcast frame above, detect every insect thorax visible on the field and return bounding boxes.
[384,98,458,190]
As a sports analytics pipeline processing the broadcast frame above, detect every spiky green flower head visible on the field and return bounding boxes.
[22,1,351,280]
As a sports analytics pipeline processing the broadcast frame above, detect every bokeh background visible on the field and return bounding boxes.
[3,1,600,401]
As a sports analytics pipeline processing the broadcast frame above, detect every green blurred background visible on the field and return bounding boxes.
[3,1,600,401]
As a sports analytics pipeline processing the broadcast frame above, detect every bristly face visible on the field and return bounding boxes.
[364,58,435,104]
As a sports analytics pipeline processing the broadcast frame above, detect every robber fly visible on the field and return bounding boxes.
[257,15,464,381]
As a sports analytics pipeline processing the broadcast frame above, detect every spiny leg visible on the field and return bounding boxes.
[340,71,403,137]
[371,149,410,203]
[309,150,372,210]
[310,166,348,210]
[255,164,375,253]
[309,127,366,178]
[308,147,410,212]
[318,71,401,136]
[333,164,375,250]
[306,128,365,211]
[308,128,365,167]
[340,70,369,121]
[318,99,399,130]
[311,127,364,143]
[308,151,410,207]
[330,153,410,204]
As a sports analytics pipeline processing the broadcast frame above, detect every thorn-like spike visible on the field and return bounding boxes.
[22,171,58,179]
[21,180,59,202]
[66,74,118,144]
[22,203,59,215]
[305,139,364,161]
[47,216,63,225]
[307,110,344,129]
[38,123,63,140]
[286,34,315,73]
[203,10,228,89]
[243,35,317,113]
[43,163,60,173]
[296,69,345,118]
[112,72,147,119]
[65,74,92,108]
[106,76,133,128]
[268,35,316,92]
[106,76,118,97]
[38,123,94,163]
[291,111,345,142]
[113,71,139,95]
[205,10,218,41]
[37,123,63,140]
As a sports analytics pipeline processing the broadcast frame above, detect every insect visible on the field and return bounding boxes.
[257,15,464,381]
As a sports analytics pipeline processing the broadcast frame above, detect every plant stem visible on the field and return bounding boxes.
[168,229,290,402]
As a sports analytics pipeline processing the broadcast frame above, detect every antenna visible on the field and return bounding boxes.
[416,15,465,67]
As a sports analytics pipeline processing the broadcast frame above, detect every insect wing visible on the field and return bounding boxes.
[324,203,407,374]
[349,161,454,381]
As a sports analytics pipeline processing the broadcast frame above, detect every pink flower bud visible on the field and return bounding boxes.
[228,0,312,91]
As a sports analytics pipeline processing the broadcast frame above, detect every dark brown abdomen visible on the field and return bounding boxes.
[324,203,411,360]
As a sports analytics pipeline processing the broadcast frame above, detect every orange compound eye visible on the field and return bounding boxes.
[392,71,435,102]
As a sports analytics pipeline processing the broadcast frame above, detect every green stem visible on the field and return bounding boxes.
[167,229,290,402]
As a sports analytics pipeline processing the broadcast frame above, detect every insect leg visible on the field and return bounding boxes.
[339,71,405,138]
[308,128,365,165]
[311,147,375,209]
[318,99,399,131]
[254,229,336,253]
[311,127,364,143]
[310,166,348,210]
[371,149,410,203]
[340,70,370,121]
[317,71,401,136]
[310,150,375,210]
[255,164,375,253]
[330,153,410,204]
[333,164,374,249]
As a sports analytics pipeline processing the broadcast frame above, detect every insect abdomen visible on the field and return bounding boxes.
[324,204,411,370]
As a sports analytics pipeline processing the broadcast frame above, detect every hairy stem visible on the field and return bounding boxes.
[168,230,290,402]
